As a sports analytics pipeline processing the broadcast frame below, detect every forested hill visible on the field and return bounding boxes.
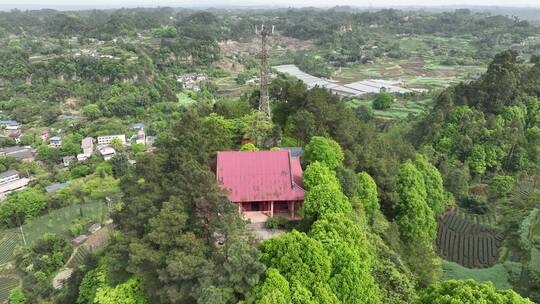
[413,51,540,181]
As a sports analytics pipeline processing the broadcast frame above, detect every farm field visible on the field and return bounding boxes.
[346,97,433,120]
[332,59,485,90]
[0,202,105,302]
[436,209,504,268]
[0,202,105,252]
[0,275,18,303]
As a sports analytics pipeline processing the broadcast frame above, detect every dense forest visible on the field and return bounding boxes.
[0,5,536,304]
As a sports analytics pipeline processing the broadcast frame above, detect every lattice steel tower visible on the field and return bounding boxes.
[256,24,274,120]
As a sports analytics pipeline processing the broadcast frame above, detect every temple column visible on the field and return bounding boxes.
[290,201,295,220]
[270,201,274,217]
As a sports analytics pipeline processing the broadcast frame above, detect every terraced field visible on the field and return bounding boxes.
[0,202,105,267]
[0,231,21,265]
[436,209,504,268]
[346,98,433,120]
[0,275,19,303]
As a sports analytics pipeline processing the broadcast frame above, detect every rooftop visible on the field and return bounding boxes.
[132,123,145,130]
[281,147,303,158]
[45,182,69,193]
[81,137,93,149]
[0,146,29,153]
[216,150,304,203]
[99,147,116,155]
[0,170,19,179]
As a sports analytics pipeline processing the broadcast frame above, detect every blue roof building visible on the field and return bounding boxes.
[45,182,69,193]
[131,123,145,130]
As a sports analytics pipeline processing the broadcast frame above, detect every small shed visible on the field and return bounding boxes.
[72,234,88,245]
[88,223,102,234]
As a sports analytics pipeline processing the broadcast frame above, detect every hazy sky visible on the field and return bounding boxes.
[3,0,540,9]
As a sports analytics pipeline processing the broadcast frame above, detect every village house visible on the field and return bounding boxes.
[134,129,146,145]
[41,130,49,141]
[0,146,35,162]
[216,150,304,222]
[97,135,126,146]
[99,146,116,161]
[0,170,29,198]
[77,137,94,161]
[0,120,20,130]
[5,123,21,131]
[131,123,145,131]
[0,170,21,185]
[49,136,62,148]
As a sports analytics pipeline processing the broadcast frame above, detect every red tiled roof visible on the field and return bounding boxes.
[216,150,304,203]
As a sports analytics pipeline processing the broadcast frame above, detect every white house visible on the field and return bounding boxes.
[0,170,20,185]
[97,135,126,146]
[81,137,94,155]
[5,124,21,131]
[77,137,94,161]
[135,130,146,145]
[0,170,28,197]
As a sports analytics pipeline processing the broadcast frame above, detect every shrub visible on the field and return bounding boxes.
[8,288,26,304]
[265,217,289,229]
[372,93,393,110]
[488,175,515,198]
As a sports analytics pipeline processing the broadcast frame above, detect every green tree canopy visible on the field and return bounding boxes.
[94,277,147,304]
[240,143,258,151]
[303,136,344,170]
[412,154,448,215]
[0,187,47,227]
[260,230,335,303]
[303,161,338,190]
[357,172,380,218]
[395,161,436,244]
[418,280,533,304]
[372,92,393,110]
[256,268,291,304]
[302,183,351,221]
[8,288,26,304]
[310,213,381,304]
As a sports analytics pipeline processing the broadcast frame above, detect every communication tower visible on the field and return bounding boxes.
[256,24,274,120]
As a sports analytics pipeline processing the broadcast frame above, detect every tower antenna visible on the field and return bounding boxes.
[256,24,274,120]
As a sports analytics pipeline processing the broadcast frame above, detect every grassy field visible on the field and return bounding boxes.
[442,260,520,290]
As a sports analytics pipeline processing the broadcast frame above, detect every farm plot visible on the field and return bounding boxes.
[0,231,21,265]
[0,202,105,266]
[346,98,433,121]
[436,210,504,268]
[0,275,18,303]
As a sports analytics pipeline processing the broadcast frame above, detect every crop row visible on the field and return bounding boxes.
[436,211,504,268]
